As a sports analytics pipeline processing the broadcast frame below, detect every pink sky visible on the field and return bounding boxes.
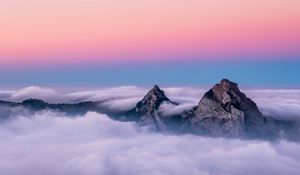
[0,0,299,65]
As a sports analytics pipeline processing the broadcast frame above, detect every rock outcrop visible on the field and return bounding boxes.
[181,79,276,138]
[128,85,178,130]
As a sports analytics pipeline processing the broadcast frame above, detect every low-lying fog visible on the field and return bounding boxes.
[0,86,299,175]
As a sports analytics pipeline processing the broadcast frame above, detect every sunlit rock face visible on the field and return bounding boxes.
[181,79,276,138]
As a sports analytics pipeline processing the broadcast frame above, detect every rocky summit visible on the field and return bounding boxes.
[181,79,276,138]
[128,85,178,130]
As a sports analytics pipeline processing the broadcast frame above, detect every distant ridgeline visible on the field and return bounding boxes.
[0,79,299,141]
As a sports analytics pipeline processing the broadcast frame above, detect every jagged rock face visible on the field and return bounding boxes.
[134,85,176,130]
[182,79,273,138]
[136,85,172,116]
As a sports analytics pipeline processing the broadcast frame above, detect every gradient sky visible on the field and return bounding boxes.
[0,0,299,86]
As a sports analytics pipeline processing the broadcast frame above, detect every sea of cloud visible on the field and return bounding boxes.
[0,86,300,174]
[1,86,300,120]
[0,111,299,175]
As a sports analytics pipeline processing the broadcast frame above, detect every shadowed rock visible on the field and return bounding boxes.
[128,85,178,130]
[136,85,176,116]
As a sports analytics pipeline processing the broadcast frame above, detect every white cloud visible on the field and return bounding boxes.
[9,86,63,103]
[1,86,300,120]
[164,87,205,104]
[66,86,146,102]
[65,86,146,111]
[158,102,195,116]
[0,112,299,175]
[0,90,16,100]
[1,86,299,174]
[101,97,142,111]
[246,90,300,120]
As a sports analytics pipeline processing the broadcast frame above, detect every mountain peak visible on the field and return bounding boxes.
[153,84,160,89]
[147,84,166,98]
[135,85,171,115]
[219,78,238,91]
[127,85,178,130]
[181,79,269,138]
[214,78,240,94]
[204,79,245,110]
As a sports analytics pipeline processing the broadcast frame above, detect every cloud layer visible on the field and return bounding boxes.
[0,112,299,175]
[1,86,300,119]
[247,90,300,120]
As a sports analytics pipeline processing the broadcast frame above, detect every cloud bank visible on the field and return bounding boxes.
[0,112,299,175]
[1,86,300,119]
[247,90,300,120]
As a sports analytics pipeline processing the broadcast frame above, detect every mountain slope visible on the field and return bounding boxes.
[127,85,178,130]
[181,79,277,138]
